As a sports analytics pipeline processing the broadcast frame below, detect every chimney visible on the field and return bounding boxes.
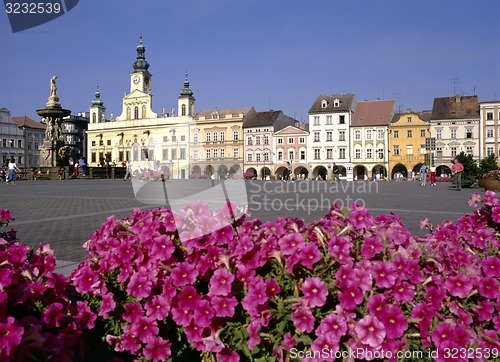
[455,93,461,103]
[406,108,411,113]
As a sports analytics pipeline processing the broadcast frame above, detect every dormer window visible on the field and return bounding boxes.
[321,99,328,108]
[333,99,340,107]
[211,112,219,119]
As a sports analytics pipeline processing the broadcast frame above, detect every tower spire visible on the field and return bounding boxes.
[133,35,149,71]
[92,85,104,106]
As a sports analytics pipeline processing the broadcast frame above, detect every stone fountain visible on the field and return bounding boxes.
[36,76,71,168]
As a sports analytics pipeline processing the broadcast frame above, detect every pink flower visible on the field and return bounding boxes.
[468,193,482,207]
[338,287,363,311]
[299,243,322,269]
[145,295,170,320]
[0,316,24,357]
[355,315,386,348]
[473,299,495,321]
[300,277,328,308]
[127,271,153,301]
[482,256,500,277]
[76,301,97,329]
[217,348,240,362]
[72,266,100,294]
[360,235,384,259]
[279,233,305,255]
[130,316,159,344]
[366,294,389,320]
[143,337,172,362]
[171,262,198,287]
[316,314,347,341]
[193,299,215,328]
[291,307,315,333]
[211,295,238,317]
[381,306,408,339]
[393,281,415,302]
[176,286,201,310]
[209,268,234,296]
[431,322,454,348]
[99,292,116,318]
[349,204,373,229]
[477,277,499,299]
[444,273,473,298]
[371,261,397,289]
[42,302,65,328]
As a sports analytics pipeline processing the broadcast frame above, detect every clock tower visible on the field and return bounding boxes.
[130,36,152,94]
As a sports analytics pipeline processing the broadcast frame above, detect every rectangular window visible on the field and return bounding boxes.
[264,152,269,161]
[277,151,283,161]
[487,129,494,138]
[288,150,294,160]
[247,153,253,162]
[339,130,345,141]
[181,135,186,142]
[366,130,372,140]
[206,132,211,142]
[213,149,218,158]
[436,147,442,157]
[313,116,320,126]
[451,129,457,139]
[193,150,198,160]
[436,129,442,140]
[277,138,283,144]
[326,132,333,141]
[487,147,494,156]
[256,136,261,145]
[451,147,457,157]
[339,148,346,159]
[420,130,426,138]
[407,117,412,123]
[299,137,305,144]
[180,148,186,160]
[393,145,400,156]
[255,153,261,162]
[339,115,345,124]
[407,130,412,138]
[355,130,361,140]
[233,131,239,141]
[393,130,399,138]
[314,132,320,142]
[163,135,169,142]
[233,149,238,158]
[378,130,384,139]
[326,149,333,159]
[162,148,168,160]
[466,128,473,139]
[220,132,225,141]
[377,149,384,159]
[171,148,177,160]
[367,149,372,159]
[314,149,320,160]
[288,137,294,144]
[487,112,493,120]
[326,116,332,125]
[264,135,269,144]
[193,134,198,144]
[300,150,306,160]
[206,150,211,159]
[91,152,96,163]
[220,149,225,158]
[420,145,426,154]
[406,145,413,155]
[355,149,361,159]
[213,132,218,142]
[247,137,252,146]
[466,146,473,156]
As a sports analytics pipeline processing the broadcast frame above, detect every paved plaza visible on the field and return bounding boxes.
[0,179,479,274]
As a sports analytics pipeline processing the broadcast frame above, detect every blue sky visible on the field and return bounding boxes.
[2,0,499,121]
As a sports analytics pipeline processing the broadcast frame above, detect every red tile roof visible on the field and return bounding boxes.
[12,116,46,130]
[351,99,396,127]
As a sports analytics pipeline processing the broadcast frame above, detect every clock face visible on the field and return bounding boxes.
[133,76,140,84]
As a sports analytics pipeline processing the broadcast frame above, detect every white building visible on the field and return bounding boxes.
[0,108,26,167]
[307,94,356,180]
[479,100,500,160]
[430,95,480,165]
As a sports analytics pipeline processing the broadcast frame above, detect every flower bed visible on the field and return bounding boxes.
[1,193,500,361]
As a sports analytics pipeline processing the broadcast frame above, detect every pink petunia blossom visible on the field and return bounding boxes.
[468,193,482,207]
[349,204,373,229]
[211,295,238,317]
[299,242,322,269]
[381,306,408,339]
[444,273,473,298]
[193,299,215,328]
[291,307,315,333]
[209,268,234,296]
[143,337,172,362]
[127,271,153,300]
[122,302,144,323]
[316,313,347,341]
[366,294,389,320]
[171,262,198,287]
[217,348,240,362]
[393,281,415,302]
[99,292,116,318]
[477,277,500,299]
[360,235,384,259]
[310,334,339,361]
[355,315,386,348]
[130,316,159,344]
[0,316,24,357]
[473,299,495,322]
[73,266,100,294]
[482,256,500,277]
[371,261,397,289]
[176,286,201,310]
[278,233,306,255]
[338,286,363,310]
[145,294,170,320]
[300,277,328,308]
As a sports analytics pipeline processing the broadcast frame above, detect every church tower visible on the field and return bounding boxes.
[90,86,106,123]
[116,36,157,121]
[177,72,195,117]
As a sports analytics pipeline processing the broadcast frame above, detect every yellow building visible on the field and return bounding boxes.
[191,107,254,178]
[388,109,431,179]
[86,38,194,179]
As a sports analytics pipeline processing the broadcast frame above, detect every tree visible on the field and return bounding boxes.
[478,153,499,174]
[454,152,478,188]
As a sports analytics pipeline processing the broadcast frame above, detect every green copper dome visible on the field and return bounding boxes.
[133,36,150,71]
[91,85,104,106]
[179,72,193,97]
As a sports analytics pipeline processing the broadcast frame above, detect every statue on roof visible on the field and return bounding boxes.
[50,76,57,97]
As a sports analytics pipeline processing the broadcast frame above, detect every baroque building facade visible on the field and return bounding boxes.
[479,100,500,160]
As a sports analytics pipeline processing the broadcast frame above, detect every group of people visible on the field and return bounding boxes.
[68,156,87,178]
[418,159,464,190]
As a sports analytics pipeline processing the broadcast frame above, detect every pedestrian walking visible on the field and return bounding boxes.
[420,164,427,186]
[124,160,132,180]
[429,164,437,186]
[332,163,340,181]
[72,161,79,177]
[79,156,87,176]
[451,158,464,191]
[6,157,21,186]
